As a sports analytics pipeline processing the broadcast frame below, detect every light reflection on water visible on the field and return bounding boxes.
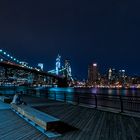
[48,87,74,93]
[0,86,140,97]
[91,88,98,94]
[108,89,113,95]
[47,87,140,97]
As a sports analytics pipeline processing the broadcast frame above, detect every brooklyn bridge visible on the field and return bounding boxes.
[0,49,73,87]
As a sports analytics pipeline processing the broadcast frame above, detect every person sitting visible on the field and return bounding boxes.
[11,92,20,105]
[11,92,26,105]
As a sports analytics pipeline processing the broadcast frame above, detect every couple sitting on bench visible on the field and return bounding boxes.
[11,91,26,105]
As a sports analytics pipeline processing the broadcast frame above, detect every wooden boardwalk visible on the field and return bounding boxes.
[0,109,46,140]
[0,96,140,140]
[35,104,140,140]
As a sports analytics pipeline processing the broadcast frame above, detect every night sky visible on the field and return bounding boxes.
[0,0,140,79]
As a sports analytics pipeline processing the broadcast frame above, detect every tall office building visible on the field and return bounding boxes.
[56,54,61,75]
[111,68,117,81]
[119,70,125,78]
[88,63,98,83]
[108,68,112,80]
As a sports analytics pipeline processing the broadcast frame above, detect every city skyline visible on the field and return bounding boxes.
[0,48,139,81]
[0,0,140,78]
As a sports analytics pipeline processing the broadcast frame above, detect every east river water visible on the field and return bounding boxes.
[0,86,140,97]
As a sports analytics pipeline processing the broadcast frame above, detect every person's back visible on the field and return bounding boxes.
[11,92,26,105]
[11,93,19,104]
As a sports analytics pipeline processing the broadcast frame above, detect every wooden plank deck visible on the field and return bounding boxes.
[0,109,46,140]
[34,104,140,140]
[0,96,140,140]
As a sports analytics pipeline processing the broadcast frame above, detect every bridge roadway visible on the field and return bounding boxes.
[0,61,67,87]
[0,61,63,79]
[0,95,140,140]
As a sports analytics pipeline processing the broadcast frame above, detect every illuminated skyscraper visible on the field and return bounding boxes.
[111,68,117,81]
[119,70,125,78]
[56,54,61,75]
[88,63,98,84]
[108,68,112,80]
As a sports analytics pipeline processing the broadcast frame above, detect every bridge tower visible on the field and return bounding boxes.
[64,60,73,82]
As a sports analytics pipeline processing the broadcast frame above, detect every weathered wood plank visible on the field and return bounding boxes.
[0,110,46,140]
[0,96,140,140]
[34,103,140,140]
[11,104,61,133]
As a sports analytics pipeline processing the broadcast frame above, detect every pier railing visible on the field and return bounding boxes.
[77,93,140,113]
[27,89,140,113]
[47,91,140,113]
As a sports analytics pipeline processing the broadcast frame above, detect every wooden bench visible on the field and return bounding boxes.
[0,96,12,103]
[11,104,61,138]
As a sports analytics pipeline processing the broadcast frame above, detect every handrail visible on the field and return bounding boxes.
[26,88,140,113]
[47,91,140,113]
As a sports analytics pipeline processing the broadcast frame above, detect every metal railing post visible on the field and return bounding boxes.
[95,94,97,108]
[77,93,80,105]
[64,92,66,102]
[14,84,16,94]
[54,92,56,100]
[119,95,124,113]
[46,91,48,99]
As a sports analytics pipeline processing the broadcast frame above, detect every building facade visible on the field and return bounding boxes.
[88,63,98,84]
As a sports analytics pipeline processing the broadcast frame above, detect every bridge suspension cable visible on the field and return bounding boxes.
[0,49,35,69]
[0,49,21,64]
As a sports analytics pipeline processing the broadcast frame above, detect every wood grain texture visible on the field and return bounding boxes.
[0,96,140,140]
